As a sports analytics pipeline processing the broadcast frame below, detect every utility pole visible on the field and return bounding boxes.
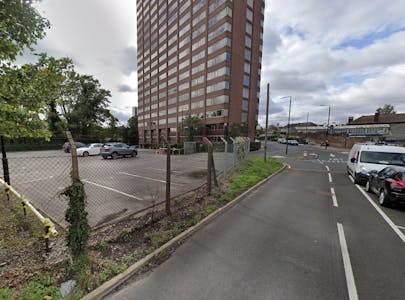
[285,96,292,155]
[305,112,309,140]
[325,106,331,150]
[264,83,270,161]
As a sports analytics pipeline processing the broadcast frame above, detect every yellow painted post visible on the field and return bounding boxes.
[0,177,58,251]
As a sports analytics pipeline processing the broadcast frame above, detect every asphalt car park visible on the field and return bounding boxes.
[3,149,232,228]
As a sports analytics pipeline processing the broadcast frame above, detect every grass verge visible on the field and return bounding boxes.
[0,157,283,299]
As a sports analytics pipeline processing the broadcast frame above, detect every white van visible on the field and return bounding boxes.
[347,143,405,184]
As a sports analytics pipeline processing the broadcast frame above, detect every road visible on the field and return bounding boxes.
[107,143,405,300]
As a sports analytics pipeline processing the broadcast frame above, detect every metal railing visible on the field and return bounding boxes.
[0,177,58,251]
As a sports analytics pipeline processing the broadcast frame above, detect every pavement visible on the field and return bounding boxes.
[106,142,405,300]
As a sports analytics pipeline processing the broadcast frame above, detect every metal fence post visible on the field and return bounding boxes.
[230,137,236,169]
[1,136,10,185]
[161,136,171,216]
[220,137,228,178]
[203,137,213,195]
[1,136,10,201]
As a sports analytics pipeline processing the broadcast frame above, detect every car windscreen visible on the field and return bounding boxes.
[360,151,405,166]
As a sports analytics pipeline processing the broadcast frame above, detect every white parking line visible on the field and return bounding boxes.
[82,179,143,201]
[328,173,333,183]
[337,223,359,300]
[19,176,54,184]
[397,225,405,230]
[148,167,182,174]
[119,172,184,186]
[331,187,338,207]
[325,165,330,172]
[348,175,354,183]
[355,184,405,243]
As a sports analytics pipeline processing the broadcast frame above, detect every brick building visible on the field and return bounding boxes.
[136,0,265,146]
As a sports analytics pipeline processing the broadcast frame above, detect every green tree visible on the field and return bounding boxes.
[0,1,51,139]
[0,0,49,61]
[29,55,113,140]
[255,126,264,139]
[34,54,75,136]
[0,63,51,139]
[59,74,113,139]
[229,123,249,138]
[127,115,139,145]
[376,104,396,115]
[181,116,204,141]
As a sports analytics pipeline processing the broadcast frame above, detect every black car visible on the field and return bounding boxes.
[366,167,405,206]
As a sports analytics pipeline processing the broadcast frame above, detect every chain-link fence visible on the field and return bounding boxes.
[0,136,257,230]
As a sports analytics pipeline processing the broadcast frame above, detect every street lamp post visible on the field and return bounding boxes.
[281,96,292,155]
[264,83,270,161]
[317,105,331,149]
[305,112,309,140]
[319,105,331,149]
[325,105,331,149]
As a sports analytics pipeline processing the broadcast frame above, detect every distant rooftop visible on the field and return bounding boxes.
[349,113,405,125]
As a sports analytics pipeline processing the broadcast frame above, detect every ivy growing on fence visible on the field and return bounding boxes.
[63,179,90,257]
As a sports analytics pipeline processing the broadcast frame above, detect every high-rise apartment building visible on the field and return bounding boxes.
[137,0,264,146]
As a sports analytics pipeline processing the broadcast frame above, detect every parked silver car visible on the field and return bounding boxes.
[287,139,299,146]
[100,143,138,159]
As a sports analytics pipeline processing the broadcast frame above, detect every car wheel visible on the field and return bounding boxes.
[354,173,361,184]
[365,180,371,192]
[379,189,390,206]
[111,152,118,159]
[83,151,89,157]
[131,151,137,157]
[102,155,107,160]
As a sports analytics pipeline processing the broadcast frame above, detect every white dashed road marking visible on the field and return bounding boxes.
[337,223,359,300]
[331,187,338,207]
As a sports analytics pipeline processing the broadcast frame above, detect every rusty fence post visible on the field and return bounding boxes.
[161,136,171,216]
[202,137,218,195]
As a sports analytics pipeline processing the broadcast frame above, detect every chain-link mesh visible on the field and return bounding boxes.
[0,137,254,229]
[2,150,71,228]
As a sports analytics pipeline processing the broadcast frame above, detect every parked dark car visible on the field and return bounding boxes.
[100,143,137,159]
[63,142,87,153]
[366,167,405,206]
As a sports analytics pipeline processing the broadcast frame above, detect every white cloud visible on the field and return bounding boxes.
[260,0,405,126]
[32,0,137,120]
[19,0,405,126]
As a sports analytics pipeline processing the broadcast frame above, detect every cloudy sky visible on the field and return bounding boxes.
[28,0,405,126]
